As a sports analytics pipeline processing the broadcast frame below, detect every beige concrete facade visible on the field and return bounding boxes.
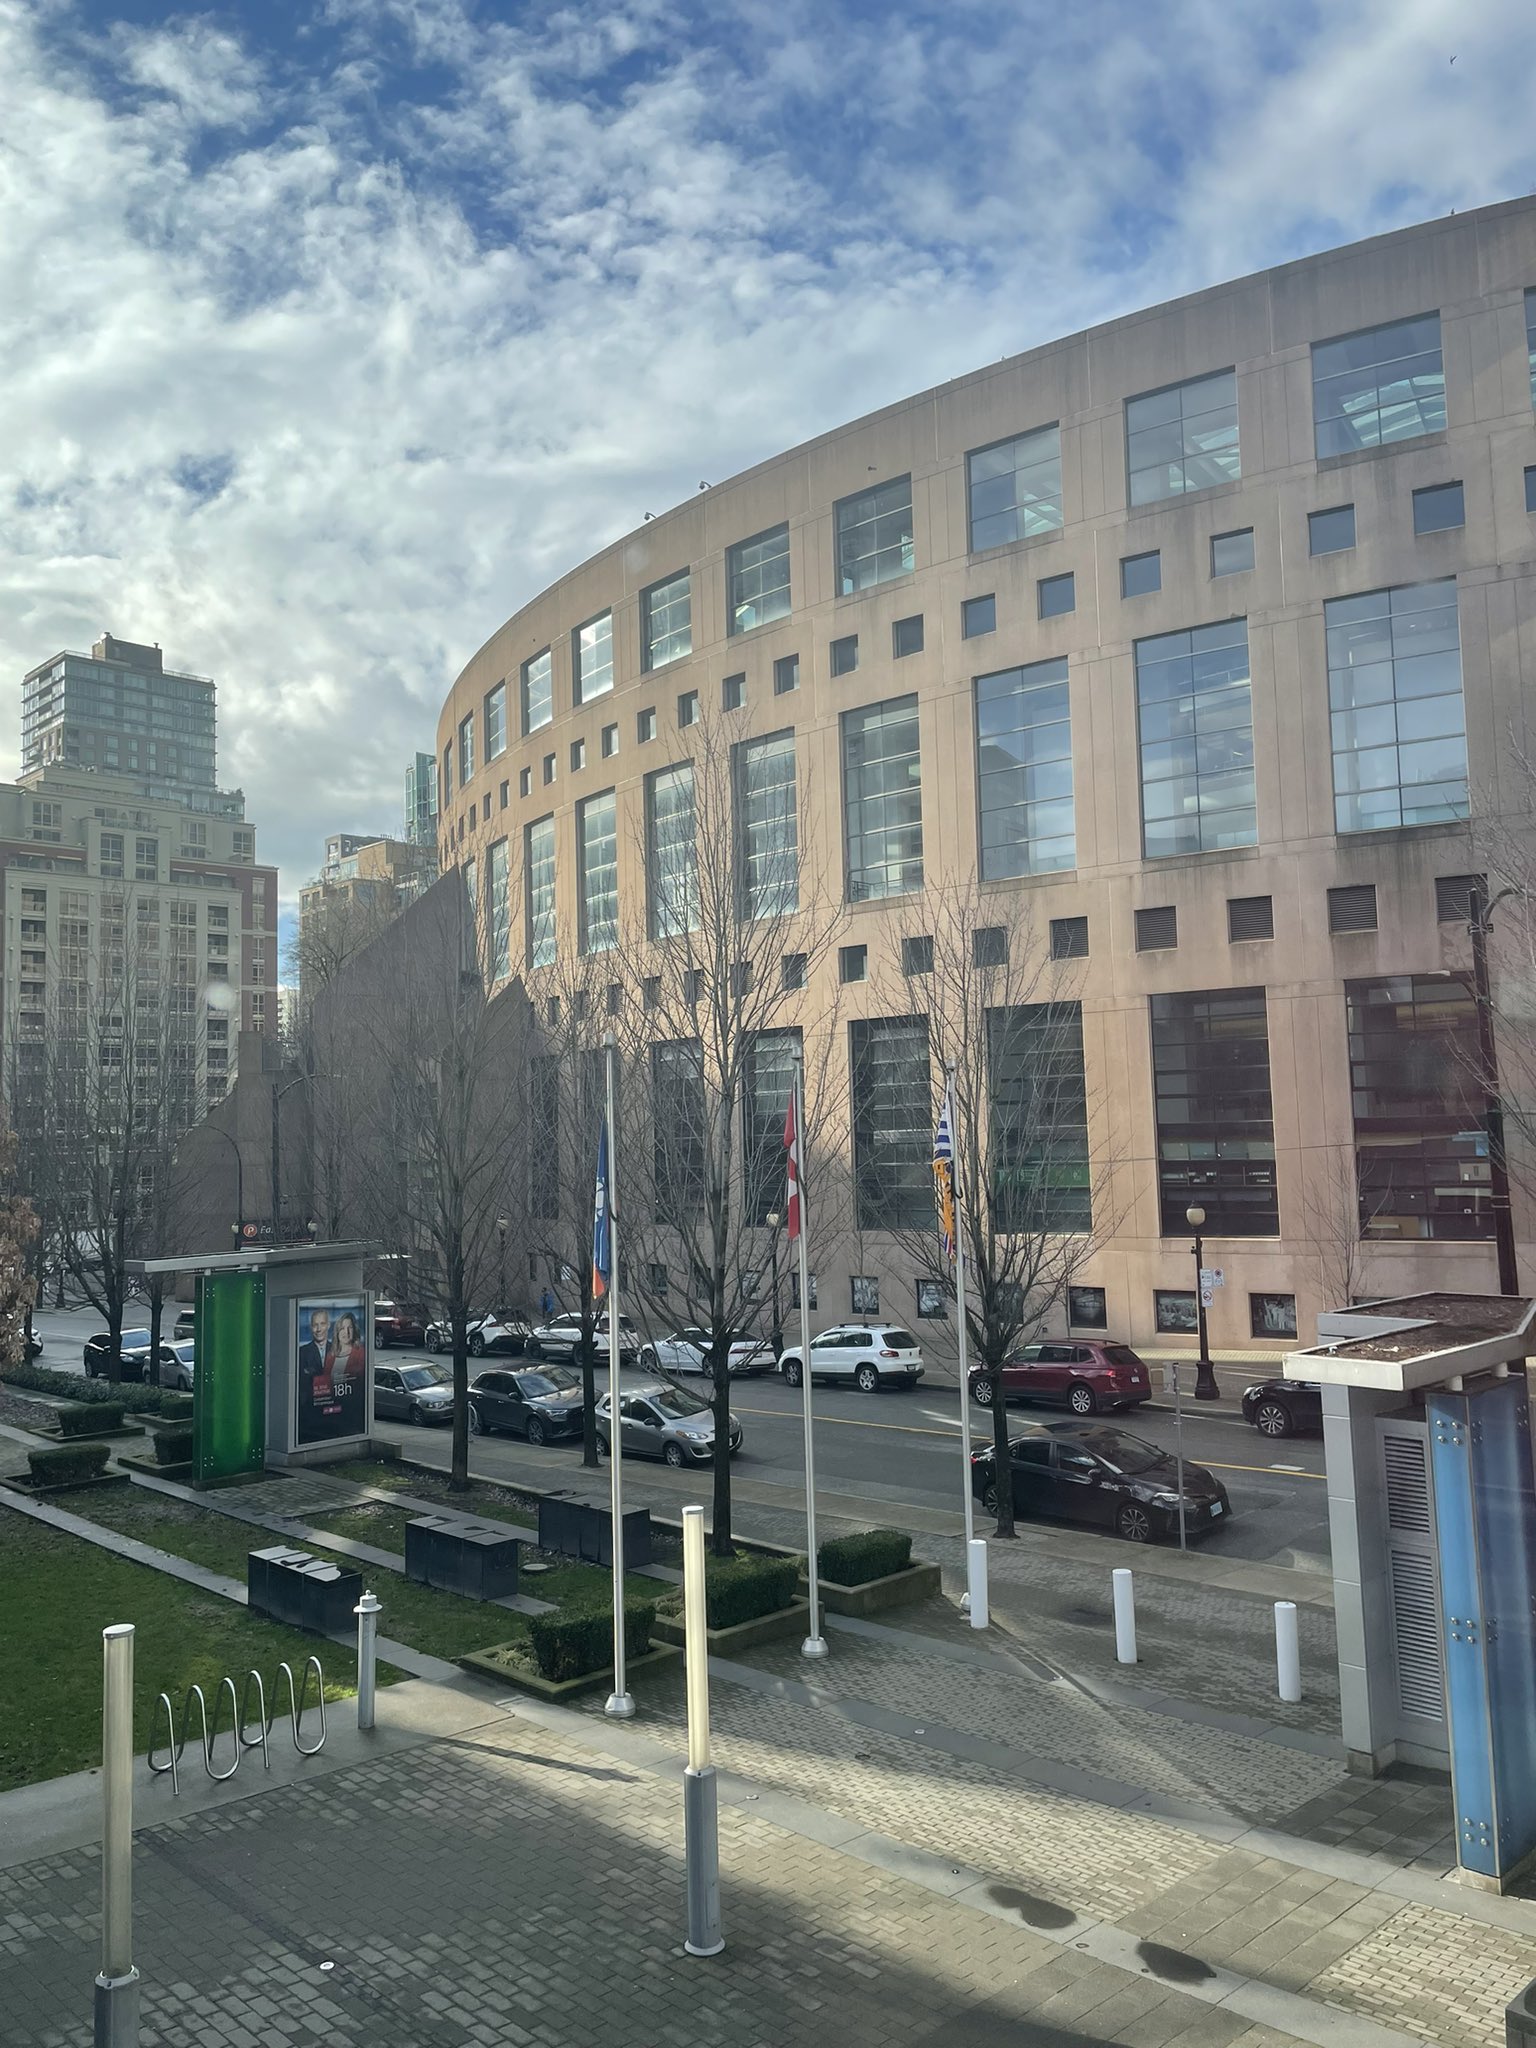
[435,198,1536,1357]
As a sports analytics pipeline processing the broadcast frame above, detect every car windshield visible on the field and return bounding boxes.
[521,1369,579,1397]
[401,1365,449,1390]
[652,1386,709,1420]
[1069,1427,1166,1475]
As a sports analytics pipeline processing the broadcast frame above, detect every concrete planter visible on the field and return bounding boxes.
[797,1560,943,1617]
[7,1470,132,1498]
[652,1598,810,1656]
[458,1640,679,1701]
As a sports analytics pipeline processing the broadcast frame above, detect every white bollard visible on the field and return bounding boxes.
[355,1591,381,1731]
[96,1622,140,2046]
[681,1505,723,1958]
[1275,1599,1302,1702]
[1112,1567,1137,1664]
[966,1539,989,1629]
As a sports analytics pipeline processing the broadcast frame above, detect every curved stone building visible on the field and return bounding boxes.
[438,196,1536,1356]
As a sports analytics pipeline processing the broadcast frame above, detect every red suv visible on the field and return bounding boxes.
[969,1340,1151,1416]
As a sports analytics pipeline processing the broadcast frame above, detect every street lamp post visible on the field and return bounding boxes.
[1186,1204,1219,1401]
[764,1212,784,1359]
[207,1124,244,1240]
[270,1073,308,1247]
[1469,882,1519,1295]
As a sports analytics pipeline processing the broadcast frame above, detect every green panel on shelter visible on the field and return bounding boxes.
[194,1270,266,1483]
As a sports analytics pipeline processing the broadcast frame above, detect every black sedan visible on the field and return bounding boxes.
[1242,1377,1323,1439]
[970,1420,1232,1544]
[84,1329,173,1383]
[468,1366,584,1445]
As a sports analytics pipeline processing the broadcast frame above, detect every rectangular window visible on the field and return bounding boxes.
[1121,550,1161,598]
[830,634,859,677]
[848,1275,878,1315]
[722,672,745,712]
[1327,577,1466,832]
[1038,571,1075,619]
[577,791,618,955]
[525,816,556,969]
[1435,873,1484,923]
[1347,975,1491,1239]
[441,743,452,804]
[1328,883,1378,933]
[976,656,1075,880]
[499,779,509,809]
[1227,894,1274,942]
[843,694,924,902]
[1050,915,1088,960]
[1155,1290,1197,1334]
[1136,618,1255,858]
[570,738,586,773]
[836,475,914,594]
[652,1039,705,1213]
[487,838,510,981]
[892,614,924,659]
[1250,1293,1297,1339]
[967,426,1062,549]
[773,653,800,695]
[542,752,556,786]
[1527,288,1536,407]
[727,523,791,635]
[458,712,475,784]
[638,707,656,743]
[1413,481,1464,534]
[781,951,807,991]
[990,1002,1090,1231]
[902,934,933,977]
[1068,1285,1107,1330]
[974,926,1008,968]
[1526,467,1536,515]
[962,595,995,638]
[743,1028,801,1223]
[915,1279,946,1320]
[1150,987,1277,1236]
[1126,370,1239,506]
[678,689,699,728]
[839,944,867,984]
[735,730,798,919]
[1312,313,1444,458]
[1309,504,1356,555]
[1135,905,1177,951]
[529,1057,560,1218]
[642,570,692,671]
[850,1017,932,1230]
[646,763,699,938]
[485,682,508,761]
[519,766,532,798]
[521,648,553,735]
[573,611,614,704]
[1211,529,1254,577]
[601,722,619,759]
[134,836,158,882]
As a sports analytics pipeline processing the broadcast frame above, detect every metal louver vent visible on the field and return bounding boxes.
[1383,1434,1432,1532]
[1228,895,1274,943]
[1135,905,1177,952]
[1390,1549,1445,1721]
[1328,884,1378,934]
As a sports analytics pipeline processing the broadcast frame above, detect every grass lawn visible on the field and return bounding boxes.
[0,1509,364,1792]
[329,1456,546,1524]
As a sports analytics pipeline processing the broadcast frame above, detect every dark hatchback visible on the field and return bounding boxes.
[1242,1377,1323,1439]
[468,1366,584,1445]
[970,1420,1232,1544]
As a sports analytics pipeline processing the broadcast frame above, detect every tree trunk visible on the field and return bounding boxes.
[148,1281,164,1391]
[450,1310,470,1490]
[579,1327,599,1468]
[710,1346,734,1556]
[989,1362,1015,1538]
[106,1291,123,1387]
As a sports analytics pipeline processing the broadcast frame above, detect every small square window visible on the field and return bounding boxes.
[831,634,859,677]
[773,653,800,695]
[1526,467,1536,515]
[915,1278,947,1319]
[542,753,556,785]
[722,672,745,711]
[1211,528,1254,576]
[1120,551,1161,598]
[1250,1292,1297,1339]
[1135,905,1177,951]
[519,766,532,798]
[972,925,1007,968]
[1309,504,1355,555]
[1435,872,1485,923]
[1413,481,1464,535]
[851,1275,880,1315]
[892,614,924,659]
[570,738,586,772]
[637,707,657,743]
[1328,883,1377,933]
[607,982,622,1017]
[499,779,510,809]
[1050,915,1088,960]
[902,934,933,976]
[730,960,754,999]
[482,794,491,820]
[1155,1289,1197,1334]
[962,595,996,639]
[684,967,704,1006]
[839,943,867,984]
[781,951,807,990]
[642,975,660,1011]
[1067,1285,1107,1330]
[572,990,589,1022]
[1227,895,1274,942]
[678,689,699,728]
[1038,571,1076,619]
[648,1262,669,1294]
[601,723,619,758]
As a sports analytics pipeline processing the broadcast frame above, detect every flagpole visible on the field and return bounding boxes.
[603,1032,634,1718]
[791,1046,828,1660]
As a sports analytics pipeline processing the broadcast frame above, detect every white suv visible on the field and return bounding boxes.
[778,1325,925,1392]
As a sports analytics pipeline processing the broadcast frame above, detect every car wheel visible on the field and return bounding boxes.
[525,1338,543,1360]
[410,1402,426,1425]
[1117,1503,1154,1544]
[468,1332,485,1357]
[595,1435,609,1461]
[641,1347,658,1372]
[1254,1400,1293,1438]
[1067,1382,1097,1416]
[664,1441,685,1467]
[783,1358,802,1387]
[981,1480,1000,1517]
[972,1376,994,1406]
[468,1402,484,1436]
[855,1363,879,1393]
[526,1415,547,1447]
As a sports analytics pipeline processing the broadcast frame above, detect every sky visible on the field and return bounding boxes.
[2,0,1535,934]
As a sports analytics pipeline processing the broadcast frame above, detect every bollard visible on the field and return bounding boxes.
[966,1538,989,1629]
[1275,1599,1302,1703]
[355,1591,381,1731]
[1112,1568,1137,1665]
[95,1623,139,2048]
[681,1505,723,1958]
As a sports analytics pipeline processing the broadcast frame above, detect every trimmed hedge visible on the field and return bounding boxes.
[156,1394,194,1422]
[817,1528,912,1587]
[27,1441,112,1486]
[2,1363,167,1413]
[56,1400,125,1438]
[704,1552,800,1630]
[151,1422,195,1467]
[527,1598,656,1682]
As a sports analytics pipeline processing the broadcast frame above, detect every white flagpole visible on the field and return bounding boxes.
[604,1032,634,1718]
[947,1063,984,1626]
[792,1046,828,1660]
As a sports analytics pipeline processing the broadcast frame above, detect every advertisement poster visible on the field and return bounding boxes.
[295,1297,370,1445]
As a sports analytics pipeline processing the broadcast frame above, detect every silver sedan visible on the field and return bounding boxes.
[596,1383,742,1466]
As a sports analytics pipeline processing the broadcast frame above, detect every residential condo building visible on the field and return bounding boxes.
[22,634,219,802]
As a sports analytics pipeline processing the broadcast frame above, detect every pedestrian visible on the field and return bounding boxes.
[541,1286,555,1317]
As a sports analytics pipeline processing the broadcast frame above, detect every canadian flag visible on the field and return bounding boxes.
[783,1088,802,1243]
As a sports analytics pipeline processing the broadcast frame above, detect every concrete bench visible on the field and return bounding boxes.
[536,1499,651,1569]
[405,1516,521,1600]
[247,1547,363,1634]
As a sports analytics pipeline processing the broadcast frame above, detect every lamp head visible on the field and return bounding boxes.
[1185,1205,1206,1229]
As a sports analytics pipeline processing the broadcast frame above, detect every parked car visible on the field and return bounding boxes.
[425,1316,451,1352]
[373,1360,453,1424]
[469,1365,584,1444]
[84,1330,174,1383]
[778,1325,925,1392]
[157,1341,197,1392]
[373,1301,429,1349]
[25,1327,42,1357]
[1242,1376,1323,1439]
[595,1382,742,1466]
[639,1327,775,1376]
[969,1340,1151,1416]
[970,1420,1232,1544]
[527,1311,641,1367]
[466,1309,530,1357]
[172,1310,195,1342]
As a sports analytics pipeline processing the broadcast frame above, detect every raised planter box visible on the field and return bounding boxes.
[115,1453,195,1482]
[798,1560,943,1617]
[247,1546,363,1634]
[458,1640,679,1701]
[38,1422,143,1442]
[4,1470,131,1498]
[405,1516,520,1599]
[536,1499,651,1569]
[652,1598,810,1656]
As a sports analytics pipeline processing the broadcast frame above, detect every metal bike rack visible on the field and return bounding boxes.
[149,1657,326,1795]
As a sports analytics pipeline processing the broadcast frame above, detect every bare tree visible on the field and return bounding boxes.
[0,1117,38,1367]
[1303,1145,1383,1316]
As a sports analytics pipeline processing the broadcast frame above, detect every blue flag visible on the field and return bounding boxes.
[592,1119,611,1299]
